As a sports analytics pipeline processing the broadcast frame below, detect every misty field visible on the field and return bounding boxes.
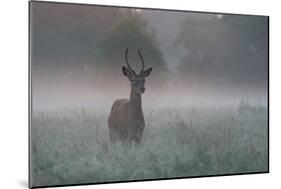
[31,101,268,187]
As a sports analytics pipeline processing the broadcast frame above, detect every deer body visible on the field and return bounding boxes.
[108,91,145,144]
[108,49,152,144]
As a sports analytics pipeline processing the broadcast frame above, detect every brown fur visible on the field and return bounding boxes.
[108,91,145,144]
[108,49,151,145]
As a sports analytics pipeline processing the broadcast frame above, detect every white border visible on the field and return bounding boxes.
[1,0,280,189]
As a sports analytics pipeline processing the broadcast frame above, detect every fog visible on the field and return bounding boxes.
[30,2,268,187]
[30,2,268,110]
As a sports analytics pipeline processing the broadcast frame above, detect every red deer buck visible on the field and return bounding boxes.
[108,49,152,145]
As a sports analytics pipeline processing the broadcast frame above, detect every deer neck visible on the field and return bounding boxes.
[129,90,143,116]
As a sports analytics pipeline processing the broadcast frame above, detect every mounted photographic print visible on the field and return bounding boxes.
[29,1,269,188]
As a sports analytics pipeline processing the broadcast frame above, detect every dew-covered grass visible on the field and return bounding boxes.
[30,101,268,187]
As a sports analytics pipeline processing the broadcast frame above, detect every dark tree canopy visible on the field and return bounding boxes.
[92,10,168,90]
[177,14,268,88]
[95,11,167,72]
[32,3,124,70]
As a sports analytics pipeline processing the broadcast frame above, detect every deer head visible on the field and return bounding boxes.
[122,49,153,94]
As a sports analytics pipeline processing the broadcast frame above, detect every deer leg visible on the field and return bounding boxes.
[135,132,142,145]
[136,124,145,144]
[109,128,118,144]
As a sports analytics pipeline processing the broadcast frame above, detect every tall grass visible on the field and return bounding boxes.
[31,101,268,187]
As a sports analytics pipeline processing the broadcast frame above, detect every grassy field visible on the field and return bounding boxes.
[30,101,268,187]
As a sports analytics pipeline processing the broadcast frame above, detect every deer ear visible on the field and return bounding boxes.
[122,66,132,78]
[142,67,152,77]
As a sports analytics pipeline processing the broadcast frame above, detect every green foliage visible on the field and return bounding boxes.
[95,12,168,74]
[176,14,268,85]
[31,103,268,187]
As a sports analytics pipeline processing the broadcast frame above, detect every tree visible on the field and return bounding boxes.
[32,3,124,71]
[176,14,268,89]
[91,10,168,91]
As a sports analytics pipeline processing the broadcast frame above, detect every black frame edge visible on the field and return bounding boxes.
[30,0,269,17]
[267,16,270,173]
[28,1,33,188]
[31,171,269,189]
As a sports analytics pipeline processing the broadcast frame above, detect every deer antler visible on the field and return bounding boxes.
[138,49,145,72]
[125,48,133,71]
